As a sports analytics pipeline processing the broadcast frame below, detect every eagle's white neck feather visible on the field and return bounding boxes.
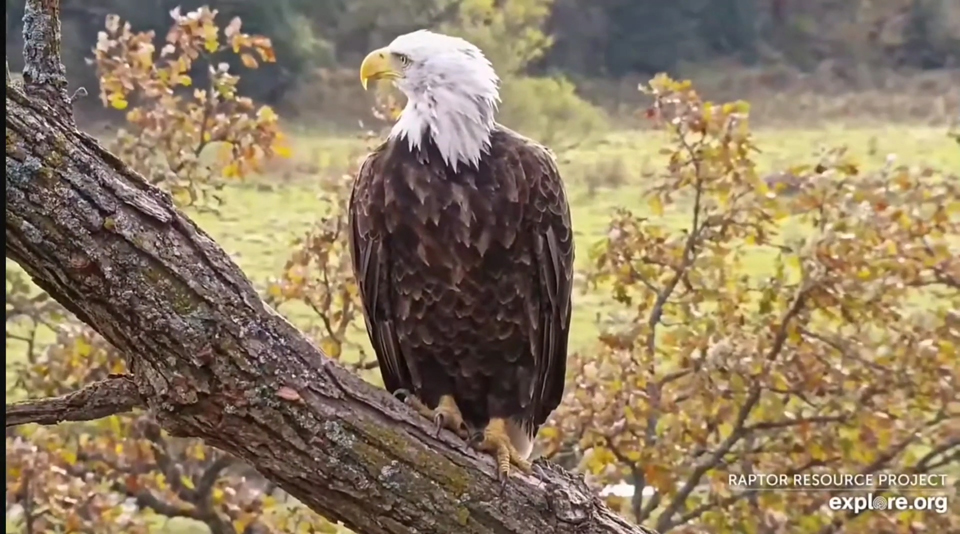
[387,31,500,172]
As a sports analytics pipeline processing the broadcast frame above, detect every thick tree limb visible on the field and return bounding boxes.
[4,2,656,533]
[5,375,142,427]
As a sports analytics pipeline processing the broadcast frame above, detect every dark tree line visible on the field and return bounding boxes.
[6,0,959,107]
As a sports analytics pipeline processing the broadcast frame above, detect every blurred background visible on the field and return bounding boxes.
[6,0,960,129]
[6,1,959,533]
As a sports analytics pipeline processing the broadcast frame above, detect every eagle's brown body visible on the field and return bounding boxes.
[349,125,574,455]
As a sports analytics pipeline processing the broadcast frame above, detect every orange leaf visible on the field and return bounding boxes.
[240,53,258,69]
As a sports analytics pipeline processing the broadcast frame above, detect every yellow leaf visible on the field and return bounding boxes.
[319,336,342,359]
[109,93,128,110]
[787,322,802,344]
[786,255,801,272]
[178,75,192,86]
[648,194,664,217]
[275,144,293,159]
[181,475,196,490]
[76,337,93,357]
[585,447,616,475]
[257,105,278,122]
[223,161,241,179]
[110,416,123,438]
[538,426,559,440]
[233,517,252,533]
[716,188,730,208]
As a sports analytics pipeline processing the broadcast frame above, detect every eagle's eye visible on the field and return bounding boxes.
[394,53,412,67]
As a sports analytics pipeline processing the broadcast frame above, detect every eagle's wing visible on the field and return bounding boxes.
[523,143,575,427]
[348,149,411,393]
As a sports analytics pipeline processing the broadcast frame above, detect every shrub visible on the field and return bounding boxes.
[541,75,959,534]
[498,75,608,149]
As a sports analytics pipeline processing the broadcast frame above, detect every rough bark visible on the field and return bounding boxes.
[5,375,142,427]
[4,2,657,533]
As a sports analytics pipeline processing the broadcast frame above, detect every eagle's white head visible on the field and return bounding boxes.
[360,30,500,172]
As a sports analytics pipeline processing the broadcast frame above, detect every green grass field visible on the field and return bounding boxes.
[189,124,959,354]
[7,123,955,387]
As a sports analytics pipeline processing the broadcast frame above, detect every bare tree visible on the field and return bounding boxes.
[4,1,658,533]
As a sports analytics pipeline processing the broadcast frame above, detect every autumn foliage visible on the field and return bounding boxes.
[91,6,287,210]
[6,8,338,534]
[543,76,959,533]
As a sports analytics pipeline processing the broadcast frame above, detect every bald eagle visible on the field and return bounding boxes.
[349,30,574,481]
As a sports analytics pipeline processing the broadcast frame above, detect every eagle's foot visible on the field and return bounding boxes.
[432,395,469,439]
[473,418,532,485]
[393,389,434,418]
[393,390,468,439]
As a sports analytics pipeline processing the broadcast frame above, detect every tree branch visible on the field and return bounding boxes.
[21,0,74,125]
[913,438,959,472]
[4,3,656,533]
[6,375,142,427]
[652,283,810,532]
[743,415,846,432]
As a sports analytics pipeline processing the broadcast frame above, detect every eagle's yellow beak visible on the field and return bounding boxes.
[360,47,401,90]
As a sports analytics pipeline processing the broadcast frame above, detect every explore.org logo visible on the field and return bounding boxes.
[828,493,949,515]
[726,472,953,517]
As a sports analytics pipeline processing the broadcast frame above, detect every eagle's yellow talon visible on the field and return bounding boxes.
[401,392,436,420]
[432,395,469,439]
[397,392,469,439]
[474,417,531,481]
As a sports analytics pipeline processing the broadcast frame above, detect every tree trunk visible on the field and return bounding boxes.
[4,2,656,533]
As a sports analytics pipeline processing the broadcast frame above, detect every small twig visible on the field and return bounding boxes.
[5,375,142,427]
[348,359,380,372]
[912,437,959,473]
[23,474,36,534]
[197,455,236,504]
[194,455,239,534]
[744,415,847,432]
[68,86,87,102]
[143,426,197,502]
[121,483,202,520]
[604,435,649,522]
